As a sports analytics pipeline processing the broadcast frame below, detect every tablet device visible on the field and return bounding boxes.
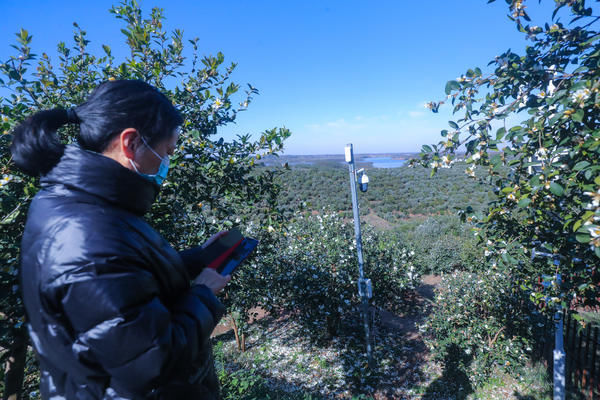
[203,228,244,270]
[217,238,259,276]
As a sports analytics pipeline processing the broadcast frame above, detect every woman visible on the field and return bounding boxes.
[10,80,231,399]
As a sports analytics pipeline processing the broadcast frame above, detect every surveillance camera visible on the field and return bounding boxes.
[360,174,369,192]
[357,168,369,192]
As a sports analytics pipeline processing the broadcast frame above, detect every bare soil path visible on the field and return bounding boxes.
[213,275,444,399]
[378,274,440,338]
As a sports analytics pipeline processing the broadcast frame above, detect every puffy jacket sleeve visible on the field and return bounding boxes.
[50,259,225,395]
[178,246,209,279]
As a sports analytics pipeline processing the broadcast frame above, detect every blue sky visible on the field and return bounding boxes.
[0,1,562,154]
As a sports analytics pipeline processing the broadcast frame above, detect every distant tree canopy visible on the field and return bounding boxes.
[417,0,600,308]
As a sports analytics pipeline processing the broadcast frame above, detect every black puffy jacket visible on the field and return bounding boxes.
[20,145,225,399]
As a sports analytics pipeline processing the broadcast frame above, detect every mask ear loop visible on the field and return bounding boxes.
[139,136,167,163]
[129,158,142,173]
[128,134,146,173]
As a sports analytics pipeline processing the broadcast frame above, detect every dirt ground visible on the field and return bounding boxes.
[213,275,441,339]
[377,275,440,338]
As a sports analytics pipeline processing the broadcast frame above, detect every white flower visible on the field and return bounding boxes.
[0,174,12,187]
[571,88,590,104]
[472,152,481,161]
[212,98,223,110]
[465,165,476,177]
[588,225,600,238]
[591,236,600,250]
[267,225,275,232]
[536,147,548,160]
[584,190,600,208]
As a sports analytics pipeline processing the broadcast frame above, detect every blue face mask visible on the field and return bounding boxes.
[129,136,170,186]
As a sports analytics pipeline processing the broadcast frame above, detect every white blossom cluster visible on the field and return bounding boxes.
[0,174,13,188]
[583,189,600,250]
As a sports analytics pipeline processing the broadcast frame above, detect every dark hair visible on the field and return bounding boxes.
[10,80,183,176]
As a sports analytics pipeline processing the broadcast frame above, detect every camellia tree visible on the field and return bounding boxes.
[0,1,290,398]
[417,0,600,312]
[272,211,419,340]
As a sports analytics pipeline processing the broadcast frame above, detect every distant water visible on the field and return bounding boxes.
[362,157,406,168]
[287,161,314,166]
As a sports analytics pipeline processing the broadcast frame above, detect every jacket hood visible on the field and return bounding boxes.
[42,144,159,216]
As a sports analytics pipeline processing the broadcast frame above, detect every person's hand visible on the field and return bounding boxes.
[201,231,228,250]
[193,268,231,295]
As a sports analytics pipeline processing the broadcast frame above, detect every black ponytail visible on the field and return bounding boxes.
[10,80,182,177]
[10,109,71,176]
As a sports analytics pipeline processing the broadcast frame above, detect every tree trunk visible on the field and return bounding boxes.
[3,328,27,400]
[230,314,241,351]
[326,312,341,338]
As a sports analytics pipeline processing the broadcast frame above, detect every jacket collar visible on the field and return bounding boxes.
[42,144,159,216]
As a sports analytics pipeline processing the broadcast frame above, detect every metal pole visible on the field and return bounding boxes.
[554,271,565,400]
[531,247,565,400]
[554,307,566,400]
[345,143,373,365]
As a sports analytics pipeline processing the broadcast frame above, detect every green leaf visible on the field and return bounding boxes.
[518,198,531,208]
[574,161,590,171]
[581,210,595,222]
[576,234,590,243]
[421,144,432,153]
[496,127,506,141]
[19,28,28,41]
[445,80,460,95]
[549,182,564,196]
[491,154,502,166]
[572,109,584,122]
[0,209,21,225]
[448,121,459,129]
